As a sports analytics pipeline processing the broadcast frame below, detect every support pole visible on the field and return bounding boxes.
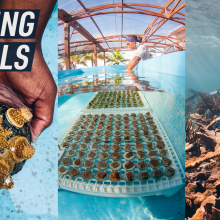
[64,23,71,70]
[93,43,98,84]
[93,43,97,66]
[104,52,107,85]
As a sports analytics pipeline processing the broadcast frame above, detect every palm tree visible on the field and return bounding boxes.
[81,52,110,67]
[59,55,88,69]
[70,54,87,69]
[81,53,95,67]
[106,50,129,65]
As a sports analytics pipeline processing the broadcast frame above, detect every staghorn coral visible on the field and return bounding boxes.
[0,107,34,190]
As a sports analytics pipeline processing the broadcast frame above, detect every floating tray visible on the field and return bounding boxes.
[58,110,184,197]
[81,91,150,112]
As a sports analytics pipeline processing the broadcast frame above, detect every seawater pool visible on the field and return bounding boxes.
[58,53,185,98]
[58,91,185,220]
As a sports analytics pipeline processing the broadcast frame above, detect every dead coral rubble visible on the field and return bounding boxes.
[186,92,220,219]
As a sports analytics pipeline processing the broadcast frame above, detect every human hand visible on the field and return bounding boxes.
[0,47,57,142]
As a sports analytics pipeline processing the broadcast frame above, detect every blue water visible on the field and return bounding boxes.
[58,51,185,96]
[58,92,185,220]
[186,0,220,98]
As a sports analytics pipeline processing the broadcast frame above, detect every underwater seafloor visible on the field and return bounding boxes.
[185,91,220,219]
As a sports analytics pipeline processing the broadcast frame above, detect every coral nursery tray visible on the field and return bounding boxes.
[58,110,184,197]
[81,91,150,112]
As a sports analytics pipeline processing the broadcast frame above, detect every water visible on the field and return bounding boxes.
[58,91,185,220]
[186,0,220,98]
[58,68,184,97]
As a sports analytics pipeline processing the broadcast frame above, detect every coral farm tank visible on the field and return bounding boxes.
[0,101,35,190]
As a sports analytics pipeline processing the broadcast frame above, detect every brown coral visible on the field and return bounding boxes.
[8,136,35,162]
[186,146,220,170]
[6,107,32,128]
[0,107,34,190]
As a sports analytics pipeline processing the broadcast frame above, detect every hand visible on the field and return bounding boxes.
[0,47,57,142]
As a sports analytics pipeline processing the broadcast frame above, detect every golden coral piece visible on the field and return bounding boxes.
[0,107,34,190]
[8,136,35,162]
[6,107,33,128]
[0,136,11,151]
[0,174,14,190]
[0,136,35,190]
[0,159,10,176]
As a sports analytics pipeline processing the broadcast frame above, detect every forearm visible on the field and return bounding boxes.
[125,56,140,70]
[0,0,57,45]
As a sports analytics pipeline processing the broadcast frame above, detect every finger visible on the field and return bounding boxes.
[30,80,57,142]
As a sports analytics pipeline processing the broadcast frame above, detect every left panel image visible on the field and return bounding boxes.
[0,1,58,219]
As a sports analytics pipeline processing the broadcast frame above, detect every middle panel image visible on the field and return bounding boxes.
[58,1,185,219]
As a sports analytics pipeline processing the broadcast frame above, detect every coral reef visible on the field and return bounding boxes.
[186,91,220,219]
[0,107,35,190]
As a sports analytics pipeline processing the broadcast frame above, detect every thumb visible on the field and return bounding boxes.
[30,85,57,143]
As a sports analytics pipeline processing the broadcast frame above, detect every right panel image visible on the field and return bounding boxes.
[185,1,220,219]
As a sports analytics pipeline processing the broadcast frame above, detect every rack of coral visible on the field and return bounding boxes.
[81,91,150,112]
[58,92,184,197]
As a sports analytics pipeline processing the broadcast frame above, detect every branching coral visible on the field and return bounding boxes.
[0,107,34,190]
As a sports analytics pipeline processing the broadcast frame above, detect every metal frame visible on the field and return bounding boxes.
[58,0,185,63]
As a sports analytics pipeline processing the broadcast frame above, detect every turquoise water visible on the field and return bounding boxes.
[186,1,220,98]
[58,51,185,219]
[58,92,185,220]
[0,3,58,219]
[58,51,185,96]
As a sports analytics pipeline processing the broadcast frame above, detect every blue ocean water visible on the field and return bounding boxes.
[186,0,220,98]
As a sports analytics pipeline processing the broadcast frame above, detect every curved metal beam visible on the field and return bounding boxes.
[58,3,185,25]
[70,11,167,21]
[68,3,184,17]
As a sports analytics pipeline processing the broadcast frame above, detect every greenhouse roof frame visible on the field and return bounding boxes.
[58,0,185,68]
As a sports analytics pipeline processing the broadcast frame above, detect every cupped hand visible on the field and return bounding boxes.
[0,47,57,142]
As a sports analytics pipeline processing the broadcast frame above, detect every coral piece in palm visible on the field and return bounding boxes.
[0,106,34,190]
[6,107,33,128]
